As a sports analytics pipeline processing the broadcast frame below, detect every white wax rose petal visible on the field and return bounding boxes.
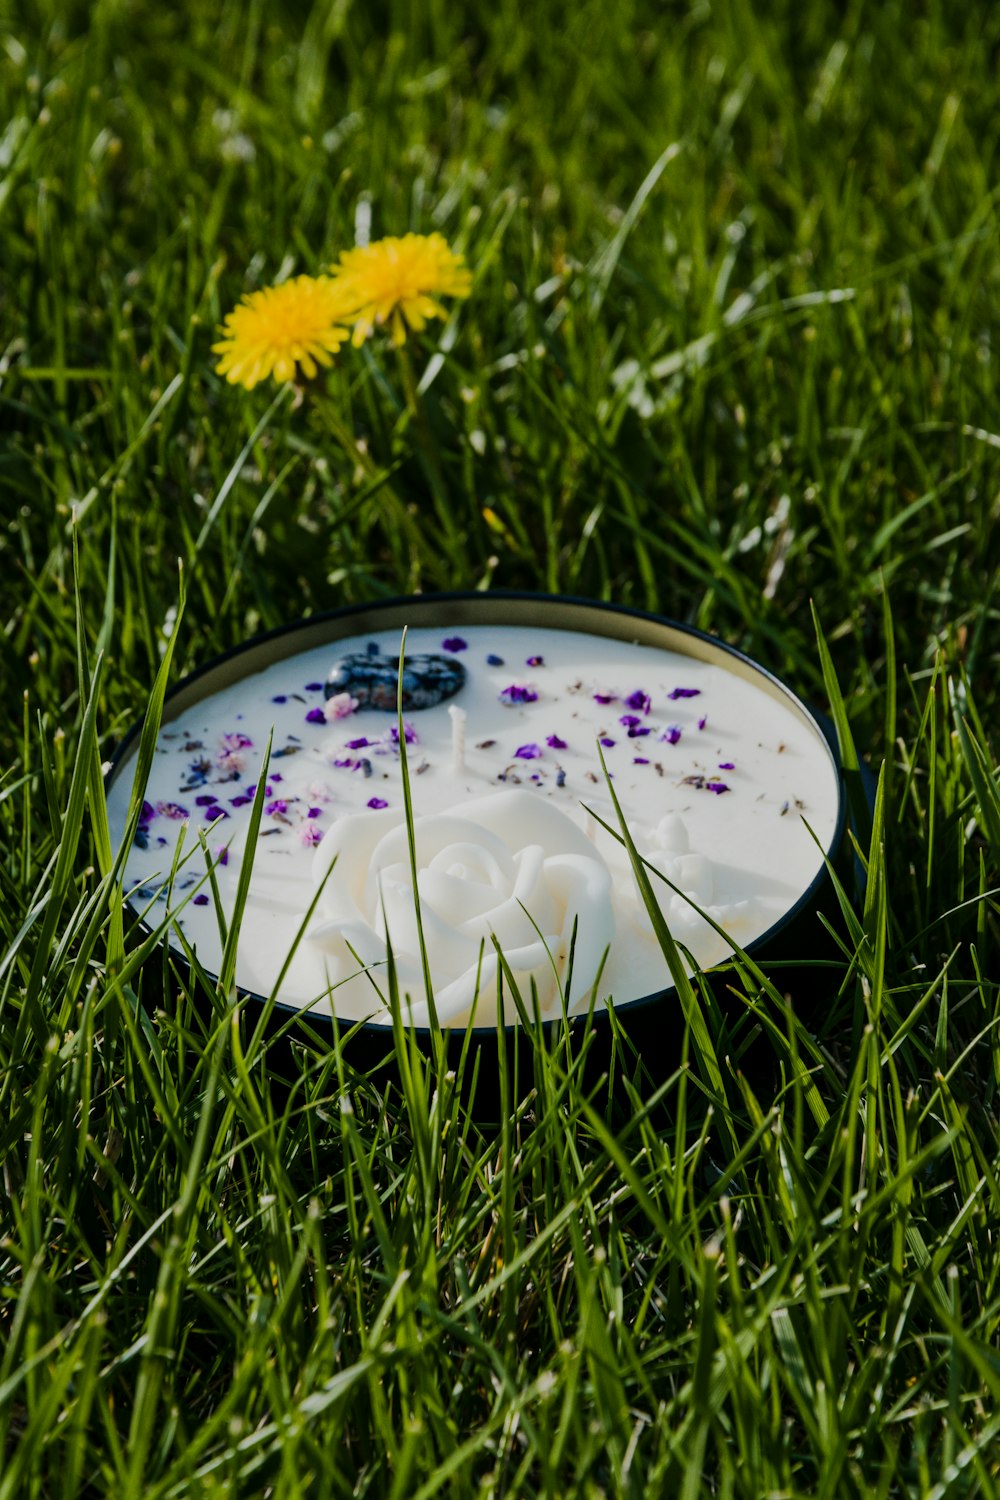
[313,809,404,915]
[376,873,427,962]
[484,844,553,947]
[655,814,690,854]
[368,816,515,887]
[308,789,615,1026]
[673,854,714,905]
[418,865,494,920]
[542,853,616,1005]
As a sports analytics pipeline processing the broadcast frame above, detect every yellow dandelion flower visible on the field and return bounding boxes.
[212,275,354,390]
[330,233,472,347]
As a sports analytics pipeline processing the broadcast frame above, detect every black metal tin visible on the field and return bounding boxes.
[105,593,859,1109]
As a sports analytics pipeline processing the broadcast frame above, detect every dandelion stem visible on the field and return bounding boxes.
[394,342,461,553]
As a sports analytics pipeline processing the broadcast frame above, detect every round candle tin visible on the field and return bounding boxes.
[105,593,855,1089]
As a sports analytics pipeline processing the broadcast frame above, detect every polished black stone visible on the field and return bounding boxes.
[324,651,466,711]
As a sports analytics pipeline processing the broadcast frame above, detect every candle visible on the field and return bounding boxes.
[106,602,843,1028]
[448,703,467,775]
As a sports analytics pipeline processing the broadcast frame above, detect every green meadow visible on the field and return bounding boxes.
[2,1,999,1494]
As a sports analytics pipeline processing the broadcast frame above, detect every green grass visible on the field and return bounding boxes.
[2,0,1000,1493]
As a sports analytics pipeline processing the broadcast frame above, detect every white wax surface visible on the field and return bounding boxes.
[106,623,841,1025]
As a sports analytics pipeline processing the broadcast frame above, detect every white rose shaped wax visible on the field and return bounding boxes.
[310,790,614,1025]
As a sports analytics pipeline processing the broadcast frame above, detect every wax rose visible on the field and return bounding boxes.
[309,789,614,1026]
[639,813,750,944]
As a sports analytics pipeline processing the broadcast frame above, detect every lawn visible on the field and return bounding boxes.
[2,0,999,1494]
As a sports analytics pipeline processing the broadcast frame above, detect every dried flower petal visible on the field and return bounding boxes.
[499,684,539,706]
[325,692,360,722]
[156,801,189,820]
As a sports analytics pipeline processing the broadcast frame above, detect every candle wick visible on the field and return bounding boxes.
[449,705,467,775]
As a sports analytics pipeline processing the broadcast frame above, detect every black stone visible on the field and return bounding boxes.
[324,652,466,711]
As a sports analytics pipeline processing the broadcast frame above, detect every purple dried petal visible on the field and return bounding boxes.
[668,687,702,700]
[230,794,251,807]
[305,681,323,691]
[546,734,568,750]
[599,736,616,748]
[389,722,418,745]
[307,806,322,818]
[625,690,651,714]
[155,801,189,820]
[442,636,467,652]
[486,653,505,666]
[627,726,652,739]
[195,794,217,806]
[265,799,288,816]
[707,781,730,795]
[633,757,650,765]
[305,708,325,725]
[333,757,357,770]
[222,732,253,751]
[661,726,682,746]
[193,893,210,906]
[367,797,389,810]
[698,715,708,731]
[215,847,230,867]
[272,695,287,704]
[526,655,544,667]
[593,692,615,705]
[499,684,539,706]
[140,800,156,823]
[298,824,324,847]
[203,805,228,820]
[619,714,641,728]
[718,761,735,770]
[345,736,370,750]
[514,743,542,760]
